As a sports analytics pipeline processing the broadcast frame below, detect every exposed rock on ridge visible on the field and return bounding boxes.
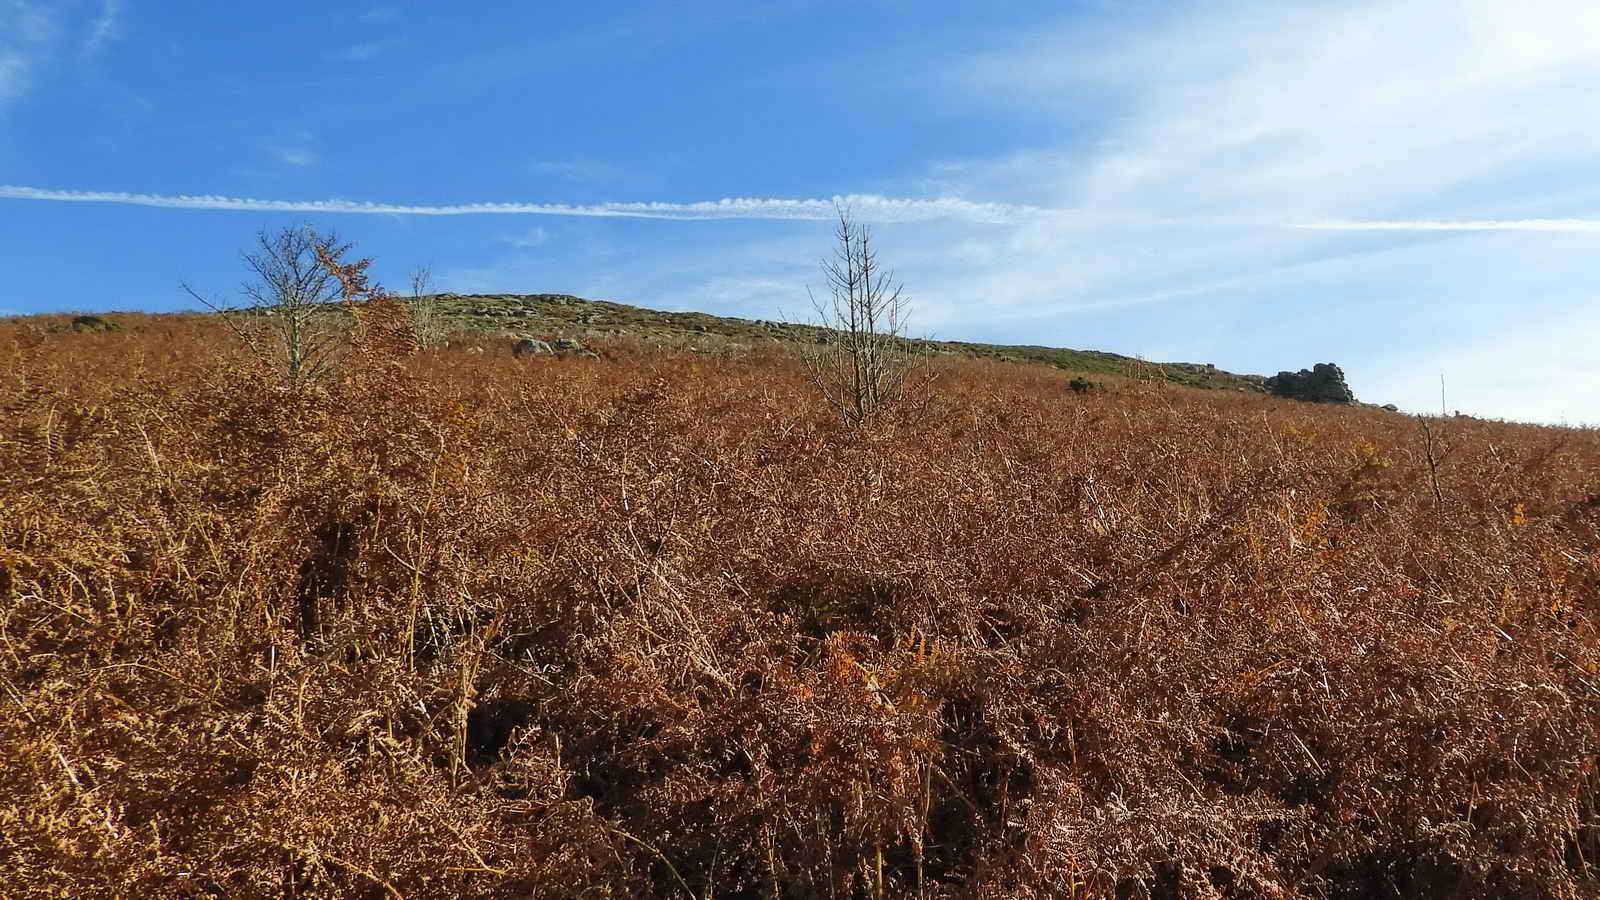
[1266,363,1356,404]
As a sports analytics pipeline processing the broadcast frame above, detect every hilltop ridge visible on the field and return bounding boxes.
[430,292,1272,393]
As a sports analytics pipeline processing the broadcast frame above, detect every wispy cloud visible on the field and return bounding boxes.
[955,0,1600,220]
[1,0,129,102]
[330,38,401,62]
[885,0,1600,423]
[10,1,61,42]
[272,149,319,168]
[532,159,629,184]
[82,0,122,57]
[0,0,64,105]
[500,226,551,248]
[0,52,28,104]
[357,5,400,24]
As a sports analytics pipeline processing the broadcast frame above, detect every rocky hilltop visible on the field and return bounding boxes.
[432,292,1271,392]
[1265,362,1357,404]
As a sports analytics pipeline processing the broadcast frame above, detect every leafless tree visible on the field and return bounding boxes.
[184,224,354,386]
[802,204,931,426]
[406,262,450,349]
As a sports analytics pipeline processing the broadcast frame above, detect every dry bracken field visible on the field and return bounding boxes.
[2,314,1598,899]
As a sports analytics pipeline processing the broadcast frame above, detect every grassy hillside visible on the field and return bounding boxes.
[2,314,1596,898]
[426,292,1269,392]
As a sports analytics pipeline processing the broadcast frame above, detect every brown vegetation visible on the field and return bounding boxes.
[2,312,1598,898]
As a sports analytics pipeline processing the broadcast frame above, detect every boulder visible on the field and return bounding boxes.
[512,339,552,358]
[1265,363,1356,404]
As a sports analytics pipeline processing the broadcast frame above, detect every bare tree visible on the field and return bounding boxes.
[802,204,930,426]
[185,224,354,386]
[406,262,450,349]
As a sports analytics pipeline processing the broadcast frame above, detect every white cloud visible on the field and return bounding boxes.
[82,0,122,57]
[955,1,1600,216]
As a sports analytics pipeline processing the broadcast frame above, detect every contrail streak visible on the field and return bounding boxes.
[5,184,1600,232]
[0,185,1040,224]
[1294,218,1600,233]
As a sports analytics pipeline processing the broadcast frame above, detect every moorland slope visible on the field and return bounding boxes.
[2,314,1596,898]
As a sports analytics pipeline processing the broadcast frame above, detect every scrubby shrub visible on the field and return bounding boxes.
[69,314,117,332]
[406,263,451,350]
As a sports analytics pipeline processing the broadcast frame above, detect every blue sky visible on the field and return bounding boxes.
[4,0,1600,423]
